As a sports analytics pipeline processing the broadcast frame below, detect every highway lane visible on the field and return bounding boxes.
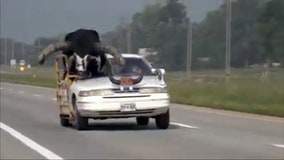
[1,82,283,159]
[0,129,45,159]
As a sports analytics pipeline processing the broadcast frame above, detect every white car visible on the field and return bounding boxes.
[58,53,170,130]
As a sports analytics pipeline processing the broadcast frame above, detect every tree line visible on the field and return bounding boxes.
[102,0,284,71]
[2,0,283,71]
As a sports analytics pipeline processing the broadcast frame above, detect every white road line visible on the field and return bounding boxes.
[170,122,199,129]
[18,91,24,94]
[52,98,57,101]
[273,144,284,149]
[33,94,42,97]
[0,122,64,160]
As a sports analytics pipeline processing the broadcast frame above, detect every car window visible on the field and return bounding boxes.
[108,57,154,76]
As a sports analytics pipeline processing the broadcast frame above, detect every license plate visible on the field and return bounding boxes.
[120,103,136,112]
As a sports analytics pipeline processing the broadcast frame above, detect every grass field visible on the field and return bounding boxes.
[1,66,283,117]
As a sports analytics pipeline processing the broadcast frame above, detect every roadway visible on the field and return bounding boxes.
[1,82,283,159]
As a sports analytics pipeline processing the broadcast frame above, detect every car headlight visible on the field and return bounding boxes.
[139,87,167,94]
[79,89,113,97]
[20,66,25,71]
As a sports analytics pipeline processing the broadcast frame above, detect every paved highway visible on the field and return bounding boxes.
[1,82,283,159]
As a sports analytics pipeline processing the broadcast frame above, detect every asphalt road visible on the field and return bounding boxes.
[1,82,283,159]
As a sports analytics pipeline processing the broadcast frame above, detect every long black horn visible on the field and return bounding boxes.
[108,75,121,85]
[38,42,70,65]
[131,72,144,85]
[102,56,121,85]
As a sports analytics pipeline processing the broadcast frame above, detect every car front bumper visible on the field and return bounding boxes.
[76,93,170,118]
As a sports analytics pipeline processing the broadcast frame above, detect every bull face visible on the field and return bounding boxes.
[74,53,90,72]
[73,53,101,78]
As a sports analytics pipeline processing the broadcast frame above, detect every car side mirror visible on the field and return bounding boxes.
[151,68,166,81]
[159,68,165,75]
[151,68,157,74]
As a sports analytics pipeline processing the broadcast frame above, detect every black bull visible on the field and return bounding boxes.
[37,29,143,85]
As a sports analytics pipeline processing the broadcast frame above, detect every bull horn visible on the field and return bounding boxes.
[108,73,143,85]
[131,72,144,85]
[38,42,70,65]
[108,75,121,85]
[102,56,121,85]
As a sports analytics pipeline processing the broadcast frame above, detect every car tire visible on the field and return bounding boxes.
[60,116,71,127]
[72,97,88,130]
[136,117,149,125]
[155,109,170,129]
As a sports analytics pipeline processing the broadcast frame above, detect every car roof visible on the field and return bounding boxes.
[106,53,143,59]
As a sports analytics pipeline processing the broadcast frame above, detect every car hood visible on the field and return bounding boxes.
[72,75,166,90]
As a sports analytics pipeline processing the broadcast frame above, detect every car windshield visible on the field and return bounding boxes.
[108,57,155,76]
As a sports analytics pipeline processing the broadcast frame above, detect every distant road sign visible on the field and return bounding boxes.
[10,59,17,68]
[10,59,16,65]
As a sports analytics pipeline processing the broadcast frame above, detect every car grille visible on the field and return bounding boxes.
[103,95,150,98]
[105,87,150,98]
[97,109,155,115]
[112,87,140,93]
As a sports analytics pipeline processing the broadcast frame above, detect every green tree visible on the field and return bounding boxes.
[193,0,266,68]
[257,0,284,64]
[102,0,284,71]
[192,8,226,68]
[103,1,188,71]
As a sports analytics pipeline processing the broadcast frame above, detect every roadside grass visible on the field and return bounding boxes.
[1,66,283,117]
[1,73,56,88]
[166,68,284,117]
[168,80,284,117]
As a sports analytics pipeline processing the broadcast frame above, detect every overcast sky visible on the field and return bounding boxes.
[0,0,222,45]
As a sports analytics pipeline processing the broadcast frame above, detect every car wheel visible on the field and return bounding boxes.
[72,97,88,130]
[60,116,71,127]
[155,109,170,129]
[136,117,149,125]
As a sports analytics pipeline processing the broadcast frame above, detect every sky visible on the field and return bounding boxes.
[0,0,222,45]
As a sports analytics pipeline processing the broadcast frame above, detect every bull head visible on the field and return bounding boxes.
[37,41,142,85]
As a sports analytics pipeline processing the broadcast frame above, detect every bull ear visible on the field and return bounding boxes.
[38,42,70,64]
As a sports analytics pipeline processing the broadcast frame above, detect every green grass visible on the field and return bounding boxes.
[166,68,284,117]
[1,66,284,117]
[168,80,284,117]
[1,73,56,88]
